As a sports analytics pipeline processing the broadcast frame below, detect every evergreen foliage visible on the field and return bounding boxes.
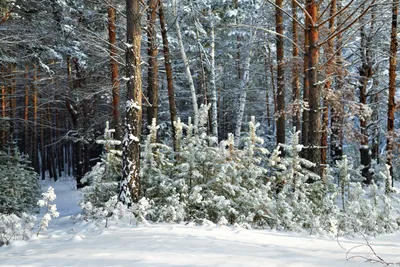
[0,150,41,216]
[79,112,400,236]
[81,122,121,209]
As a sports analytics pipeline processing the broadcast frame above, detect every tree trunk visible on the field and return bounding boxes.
[276,0,285,148]
[233,0,242,79]
[291,0,300,132]
[173,0,199,128]
[32,64,39,173]
[234,35,254,145]
[146,0,159,131]
[267,43,277,131]
[108,5,122,142]
[1,67,6,148]
[301,4,310,157]
[47,103,57,180]
[387,0,398,185]
[159,1,178,152]
[330,0,344,163]
[24,65,30,155]
[56,103,63,177]
[358,62,373,184]
[371,90,380,163]
[65,56,83,187]
[9,64,16,146]
[40,110,46,180]
[120,0,143,204]
[358,6,376,184]
[306,0,321,174]
[264,54,271,133]
[210,14,218,138]
[321,0,337,178]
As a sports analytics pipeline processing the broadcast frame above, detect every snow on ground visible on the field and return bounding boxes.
[1,180,400,267]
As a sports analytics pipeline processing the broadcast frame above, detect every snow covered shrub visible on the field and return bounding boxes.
[81,122,121,208]
[0,150,41,215]
[335,160,400,235]
[37,186,59,236]
[0,213,36,246]
[268,130,322,231]
[336,155,351,211]
[130,197,152,224]
[141,119,187,223]
[182,115,271,226]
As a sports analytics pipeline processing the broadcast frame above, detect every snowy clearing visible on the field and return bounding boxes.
[0,181,399,267]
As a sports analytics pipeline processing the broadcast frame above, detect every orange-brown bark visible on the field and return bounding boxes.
[387,0,398,183]
[159,1,178,152]
[108,5,122,142]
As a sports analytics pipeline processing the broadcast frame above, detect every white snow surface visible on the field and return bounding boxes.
[1,180,400,267]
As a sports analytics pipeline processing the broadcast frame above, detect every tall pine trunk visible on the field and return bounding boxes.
[9,64,16,146]
[1,67,6,148]
[32,64,39,173]
[291,0,300,132]
[264,54,271,133]
[108,5,122,142]
[120,0,143,204]
[321,0,337,178]
[330,0,344,163]
[387,0,398,184]
[147,0,159,130]
[301,2,310,157]
[159,1,178,152]
[306,0,321,174]
[276,0,285,148]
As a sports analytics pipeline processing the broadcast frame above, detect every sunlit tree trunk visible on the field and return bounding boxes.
[267,43,277,134]
[210,14,218,138]
[108,4,122,142]
[330,0,344,163]
[321,0,337,178]
[147,0,159,131]
[306,0,321,174]
[120,0,143,204]
[264,54,271,133]
[291,0,300,132]
[276,0,285,148]
[173,0,198,128]
[387,0,398,185]
[301,1,310,157]
[235,35,254,145]
[1,67,6,148]
[159,1,178,152]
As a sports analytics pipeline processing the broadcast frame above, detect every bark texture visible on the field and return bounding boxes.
[147,0,159,130]
[108,5,122,142]
[120,0,143,204]
[276,0,286,148]
[387,0,398,184]
[159,1,178,152]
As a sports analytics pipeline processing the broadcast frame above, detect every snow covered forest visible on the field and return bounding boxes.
[1,0,400,265]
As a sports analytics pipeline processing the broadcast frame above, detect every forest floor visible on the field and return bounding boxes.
[0,179,400,266]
